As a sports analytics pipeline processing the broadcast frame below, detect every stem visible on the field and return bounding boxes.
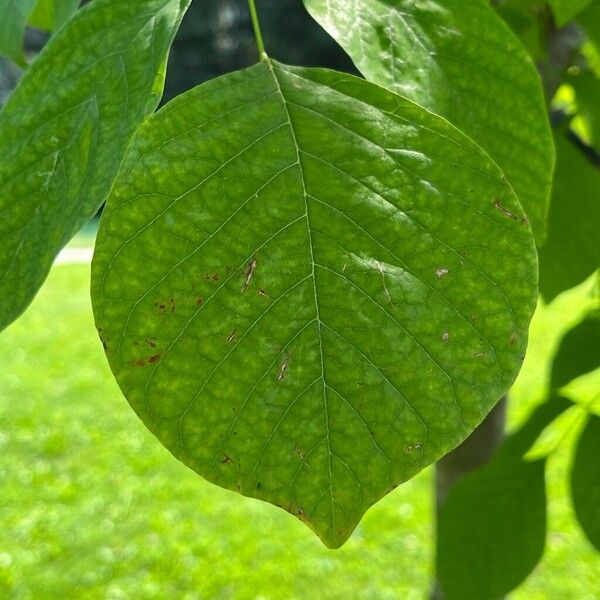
[247,0,267,59]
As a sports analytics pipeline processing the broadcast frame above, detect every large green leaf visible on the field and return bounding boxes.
[302,0,555,244]
[571,414,600,551]
[549,0,594,26]
[437,396,570,599]
[0,0,191,332]
[92,58,538,548]
[551,316,600,389]
[0,0,37,62]
[29,0,80,32]
[539,129,600,300]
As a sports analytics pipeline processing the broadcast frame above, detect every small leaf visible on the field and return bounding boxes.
[437,397,568,599]
[0,0,191,332]
[302,0,555,243]
[92,59,537,548]
[551,315,600,389]
[539,129,600,301]
[0,0,38,62]
[29,0,80,32]
[571,414,600,551]
[548,0,594,27]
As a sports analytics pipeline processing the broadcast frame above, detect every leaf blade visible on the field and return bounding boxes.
[91,59,538,548]
[571,414,600,551]
[0,0,191,332]
[302,0,555,243]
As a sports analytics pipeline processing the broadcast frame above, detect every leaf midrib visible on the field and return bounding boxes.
[268,59,336,531]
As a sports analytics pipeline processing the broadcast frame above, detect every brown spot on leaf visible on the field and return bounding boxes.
[195,296,204,306]
[493,199,529,224]
[277,356,290,381]
[146,339,157,348]
[206,273,220,282]
[148,354,162,364]
[257,288,270,298]
[242,258,258,292]
[221,455,233,465]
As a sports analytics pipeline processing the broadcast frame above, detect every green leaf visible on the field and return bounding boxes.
[29,0,80,32]
[580,1,600,49]
[494,0,549,61]
[91,58,538,548]
[539,129,600,300]
[551,315,600,389]
[0,0,191,332]
[571,72,600,151]
[0,0,38,62]
[437,397,568,599]
[571,414,600,551]
[549,0,594,27]
[302,0,555,244]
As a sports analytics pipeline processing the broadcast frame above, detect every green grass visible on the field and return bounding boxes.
[0,257,598,599]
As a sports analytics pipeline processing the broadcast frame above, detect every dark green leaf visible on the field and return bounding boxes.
[0,0,191,332]
[551,316,600,389]
[539,129,600,300]
[571,414,600,551]
[438,457,546,600]
[436,397,568,599]
[0,0,37,62]
[29,0,80,32]
[549,0,594,27]
[302,0,555,243]
[494,0,549,61]
[579,2,600,58]
[92,58,537,548]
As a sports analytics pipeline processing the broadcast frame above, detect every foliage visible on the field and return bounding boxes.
[0,0,598,595]
[0,261,598,598]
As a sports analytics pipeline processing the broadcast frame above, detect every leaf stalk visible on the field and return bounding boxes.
[247,0,267,59]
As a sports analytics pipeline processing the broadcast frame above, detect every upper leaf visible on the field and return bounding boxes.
[539,129,600,300]
[302,0,555,243]
[0,0,191,332]
[29,0,81,32]
[548,0,594,27]
[92,59,537,548]
[0,0,37,62]
[571,414,600,551]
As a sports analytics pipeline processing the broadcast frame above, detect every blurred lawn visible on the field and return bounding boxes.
[0,239,598,599]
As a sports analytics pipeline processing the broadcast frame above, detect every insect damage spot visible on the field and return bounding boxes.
[277,356,290,381]
[257,288,270,298]
[227,329,237,344]
[221,455,233,464]
[493,199,529,224]
[206,273,220,282]
[154,298,175,313]
[133,353,163,367]
[436,268,449,279]
[146,338,157,348]
[442,332,450,341]
[242,258,258,292]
